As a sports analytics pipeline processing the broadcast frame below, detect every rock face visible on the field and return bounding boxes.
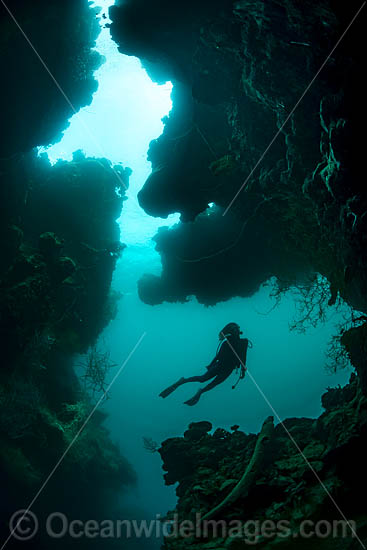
[0,151,129,360]
[0,150,133,549]
[0,0,101,156]
[159,375,367,549]
[0,1,134,544]
[110,1,365,315]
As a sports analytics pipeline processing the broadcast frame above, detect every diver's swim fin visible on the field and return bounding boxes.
[184,391,202,406]
[159,378,185,398]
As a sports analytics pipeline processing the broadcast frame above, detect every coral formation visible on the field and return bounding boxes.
[110,0,366,321]
[159,375,367,549]
[0,149,133,549]
[0,0,102,156]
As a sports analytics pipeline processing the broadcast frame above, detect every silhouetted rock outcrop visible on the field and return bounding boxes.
[0,150,134,550]
[0,0,101,156]
[110,0,366,317]
[159,376,367,548]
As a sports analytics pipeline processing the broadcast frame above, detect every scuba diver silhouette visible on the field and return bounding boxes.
[159,322,250,406]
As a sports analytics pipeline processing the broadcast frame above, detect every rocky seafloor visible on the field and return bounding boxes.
[158,374,367,549]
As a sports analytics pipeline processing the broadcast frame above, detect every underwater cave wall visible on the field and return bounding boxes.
[0,0,102,157]
[0,150,135,550]
[0,2,136,548]
[110,0,366,314]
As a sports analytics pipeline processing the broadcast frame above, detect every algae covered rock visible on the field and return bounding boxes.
[111,0,367,324]
[159,377,367,548]
[184,421,213,441]
[38,232,64,260]
[0,0,102,156]
[53,256,77,283]
[0,149,133,548]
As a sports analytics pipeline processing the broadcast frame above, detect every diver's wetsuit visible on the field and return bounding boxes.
[186,336,248,392]
[159,336,248,404]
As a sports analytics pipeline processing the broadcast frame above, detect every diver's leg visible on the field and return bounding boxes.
[184,370,215,383]
[184,371,231,406]
[159,370,215,398]
[159,377,186,398]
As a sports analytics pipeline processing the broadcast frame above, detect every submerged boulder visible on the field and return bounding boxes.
[184,421,213,441]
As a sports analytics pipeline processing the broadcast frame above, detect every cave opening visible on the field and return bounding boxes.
[42,0,179,246]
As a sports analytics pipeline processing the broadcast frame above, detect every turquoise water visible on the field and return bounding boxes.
[43,0,351,542]
[103,261,350,523]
